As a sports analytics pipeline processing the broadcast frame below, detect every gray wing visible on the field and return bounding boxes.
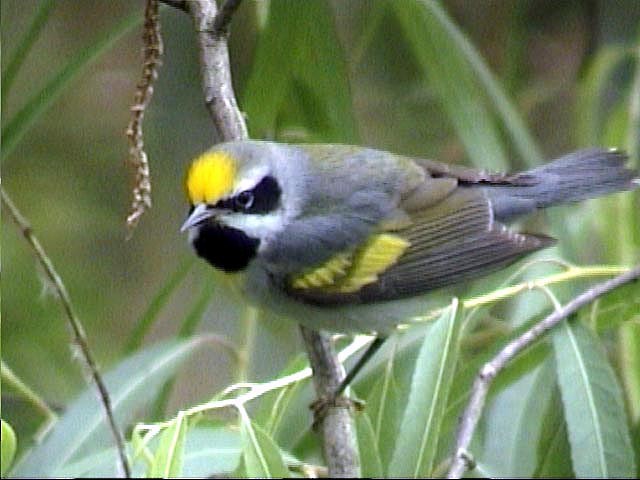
[289,188,553,305]
[359,189,554,301]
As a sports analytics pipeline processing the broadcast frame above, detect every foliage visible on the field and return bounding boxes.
[2,0,639,478]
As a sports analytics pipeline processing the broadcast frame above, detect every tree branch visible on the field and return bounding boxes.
[447,264,640,479]
[1,188,131,478]
[300,327,361,477]
[183,0,248,140]
[160,0,359,475]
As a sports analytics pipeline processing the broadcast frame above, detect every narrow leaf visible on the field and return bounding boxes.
[392,0,508,170]
[125,258,195,353]
[12,338,204,477]
[148,412,188,478]
[363,337,403,470]
[56,425,242,478]
[1,0,56,102]
[242,0,357,143]
[416,0,543,166]
[2,12,140,161]
[575,45,630,147]
[553,321,635,477]
[389,299,463,477]
[240,409,290,478]
[355,412,384,477]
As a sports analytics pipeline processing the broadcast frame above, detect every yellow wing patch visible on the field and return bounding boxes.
[291,234,410,293]
[291,254,352,289]
[185,151,237,204]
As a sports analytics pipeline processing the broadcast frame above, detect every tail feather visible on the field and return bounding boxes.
[487,148,639,221]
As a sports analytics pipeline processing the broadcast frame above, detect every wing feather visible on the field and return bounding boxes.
[287,188,554,305]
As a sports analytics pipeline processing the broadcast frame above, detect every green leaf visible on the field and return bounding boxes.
[391,0,508,170]
[56,425,242,478]
[388,299,463,477]
[575,45,631,147]
[534,387,574,478]
[362,337,403,470]
[148,412,188,478]
[414,0,543,166]
[478,357,556,477]
[355,411,384,477]
[591,282,640,333]
[242,0,357,143]
[253,354,309,440]
[1,419,17,476]
[239,410,290,478]
[1,12,141,161]
[553,321,635,477]
[124,258,195,354]
[1,0,56,103]
[12,338,205,477]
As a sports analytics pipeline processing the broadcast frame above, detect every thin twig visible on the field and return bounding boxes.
[1,187,132,478]
[447,264,640,479]
[125,0,163,232]
[1,360,58,422]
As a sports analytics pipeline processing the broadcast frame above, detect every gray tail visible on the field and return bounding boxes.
[488,148,639,221]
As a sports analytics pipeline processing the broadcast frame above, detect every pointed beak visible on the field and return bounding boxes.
[180,203,213,232]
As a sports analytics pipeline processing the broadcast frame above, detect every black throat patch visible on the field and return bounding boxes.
[192,223,260,272]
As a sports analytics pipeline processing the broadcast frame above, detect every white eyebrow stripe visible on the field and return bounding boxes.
[234,165,270,194]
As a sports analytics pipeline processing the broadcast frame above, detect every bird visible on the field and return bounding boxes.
[180,141,638,390]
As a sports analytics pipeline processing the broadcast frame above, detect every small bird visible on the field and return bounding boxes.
[181,141,638,385]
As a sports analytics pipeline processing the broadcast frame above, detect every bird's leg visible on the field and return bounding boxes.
[336,336,386,397]
[311,336,386,429]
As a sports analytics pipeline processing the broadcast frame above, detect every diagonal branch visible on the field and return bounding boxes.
[446,264,640,478]
[1,187,131,478]
[180,0,248,140]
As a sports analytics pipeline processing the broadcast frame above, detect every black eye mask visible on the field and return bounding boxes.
[214,175,282,214]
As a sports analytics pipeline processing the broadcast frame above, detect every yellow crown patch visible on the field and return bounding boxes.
[185,151,237,204]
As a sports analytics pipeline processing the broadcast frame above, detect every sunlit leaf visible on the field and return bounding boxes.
[1,419,18,476]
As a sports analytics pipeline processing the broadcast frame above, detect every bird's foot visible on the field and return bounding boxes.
[310,394,365,431]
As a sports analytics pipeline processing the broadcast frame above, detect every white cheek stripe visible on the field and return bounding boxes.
[221,212,286,251]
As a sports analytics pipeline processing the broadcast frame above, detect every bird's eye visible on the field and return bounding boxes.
[235,190,254,210]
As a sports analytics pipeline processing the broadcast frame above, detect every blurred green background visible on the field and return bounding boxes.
[2,0,639,475]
